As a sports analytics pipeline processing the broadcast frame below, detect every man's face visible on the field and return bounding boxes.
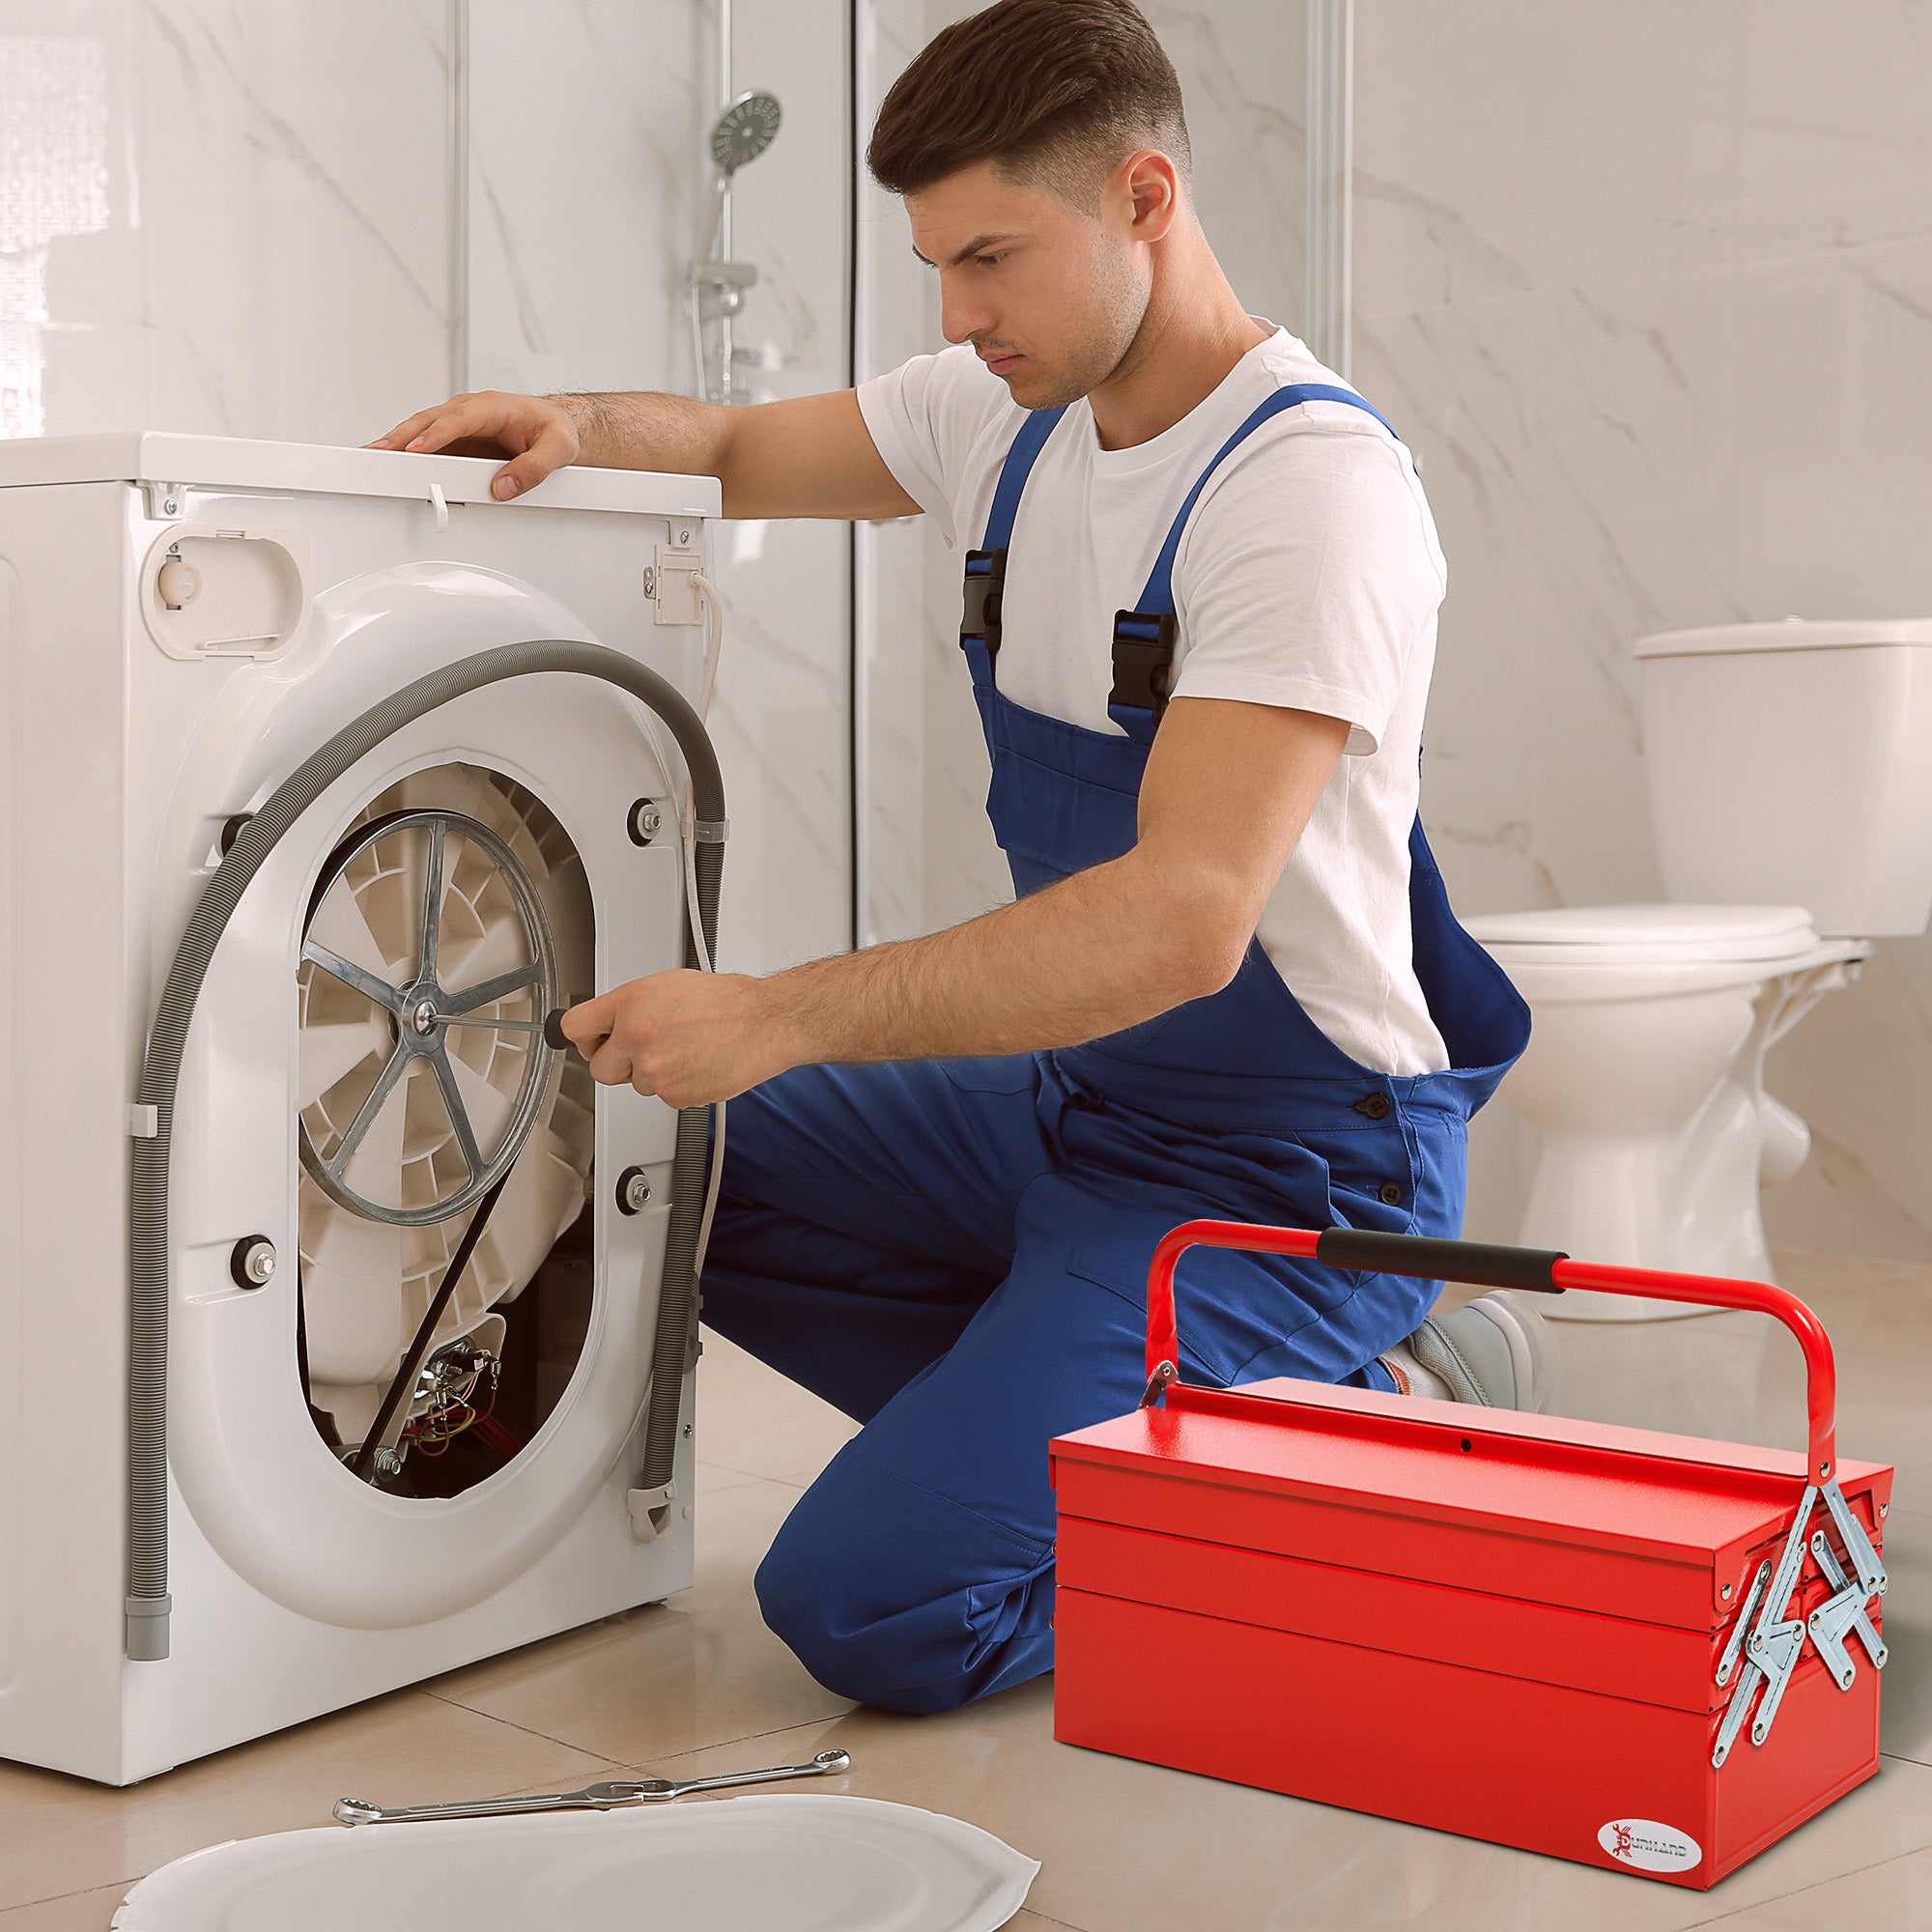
[906,159,1152,411]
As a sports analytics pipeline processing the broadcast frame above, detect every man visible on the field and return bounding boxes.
[373,0,1546,1715]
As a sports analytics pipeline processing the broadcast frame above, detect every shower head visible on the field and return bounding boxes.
[709,91,782,175]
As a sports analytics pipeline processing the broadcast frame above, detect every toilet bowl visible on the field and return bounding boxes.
[1466,905,1862,1319]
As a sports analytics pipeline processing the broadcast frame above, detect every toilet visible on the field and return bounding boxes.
[1463,618,1932,1320]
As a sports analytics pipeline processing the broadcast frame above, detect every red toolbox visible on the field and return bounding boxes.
[1050,1223,1893,1889]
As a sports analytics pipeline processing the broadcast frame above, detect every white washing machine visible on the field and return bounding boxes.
[0,433,727,1784]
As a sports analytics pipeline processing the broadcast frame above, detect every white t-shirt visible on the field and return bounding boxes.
[856,326,1451,1076]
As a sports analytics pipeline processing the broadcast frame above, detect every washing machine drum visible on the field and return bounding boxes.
[112,1796,1040,1932]
[295,763,596,1447]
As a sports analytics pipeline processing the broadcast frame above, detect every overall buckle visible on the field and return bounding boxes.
[961,548,1008,655]
[1111,610,1178,719]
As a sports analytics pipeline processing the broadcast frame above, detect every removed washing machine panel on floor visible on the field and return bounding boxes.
[0,433,721,1785]
[113,1795,1041,1932]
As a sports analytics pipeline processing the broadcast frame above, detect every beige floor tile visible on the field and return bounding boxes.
[1692,1842,1932,1929]
[0,1886,127,1929]
[423,1477,854,1762]
[694,1331,861,1488]
[603,1690,1932,1932]
[0,1690,613,1914]
[695,1455,770,1496]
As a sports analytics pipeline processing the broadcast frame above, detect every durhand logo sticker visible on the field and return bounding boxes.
[1598,1819,1702,1873]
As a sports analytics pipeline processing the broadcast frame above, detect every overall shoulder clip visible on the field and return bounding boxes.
[960,548,1009,656]
[1110,610,1178,720]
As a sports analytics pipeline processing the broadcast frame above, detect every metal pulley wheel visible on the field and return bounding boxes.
[298,808,562,1227]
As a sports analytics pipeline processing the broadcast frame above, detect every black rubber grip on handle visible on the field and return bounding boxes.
[1314,1228,1569,1294]
[543,1009,571,1052]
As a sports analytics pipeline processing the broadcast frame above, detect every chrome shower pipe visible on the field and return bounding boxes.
[1304,0,1354,379]
[716,0,735,401]
[448,0,471,392]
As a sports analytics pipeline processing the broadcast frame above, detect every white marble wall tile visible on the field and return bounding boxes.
[856,513,930,944]
[1351,2,1539,320]
[7,0,450,443]
[1356,0,1932,1255]
[854,0,932,946]
[1143,0,1305,330]
[713,0,854,973]
[467,0,854,978]
[465,0,707,398]
[1728,2,1932,269]
[1353,297,1540,767]
[1406,750,1542,920]
[7,11,125,438]
[139,0,450,442]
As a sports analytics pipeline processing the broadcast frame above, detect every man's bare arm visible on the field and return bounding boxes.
[368,386,918,522]
[563,697,1351,1104]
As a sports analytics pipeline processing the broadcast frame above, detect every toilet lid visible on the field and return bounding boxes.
[110,1794,1040,1932]
[1463,903,1820,964]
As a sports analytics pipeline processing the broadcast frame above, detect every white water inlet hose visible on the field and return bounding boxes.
[690,574,727,1275]
[636,572,729,1290]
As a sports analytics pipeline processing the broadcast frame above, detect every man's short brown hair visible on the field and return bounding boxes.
[867,0,1189,205]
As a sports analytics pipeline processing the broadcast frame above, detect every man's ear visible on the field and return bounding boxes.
[1118,149,1181,242]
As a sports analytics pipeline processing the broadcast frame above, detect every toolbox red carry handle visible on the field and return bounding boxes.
[1145,1223,1842,1483]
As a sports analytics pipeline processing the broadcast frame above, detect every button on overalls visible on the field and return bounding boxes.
[700,385,1529,1713]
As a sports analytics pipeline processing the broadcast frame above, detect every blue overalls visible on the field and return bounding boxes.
[699,385,1529,1714]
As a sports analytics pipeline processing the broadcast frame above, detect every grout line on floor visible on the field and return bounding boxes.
[1675,1838,1931,1930]
[1,1878,138,1917]
[696,1460,810,1491]
[614,1713,851,1775]
[413,1689,628,1769]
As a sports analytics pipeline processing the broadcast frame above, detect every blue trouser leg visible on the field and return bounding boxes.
[700,1054,1055,1423]
[701,1055,1456,1715]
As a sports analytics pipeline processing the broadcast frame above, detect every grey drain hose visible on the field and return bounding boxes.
[128,640,724,1660]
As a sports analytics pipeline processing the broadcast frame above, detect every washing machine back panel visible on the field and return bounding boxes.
[0,448,712,1782]
[0,483,152,1771]
[0,554,18,1710]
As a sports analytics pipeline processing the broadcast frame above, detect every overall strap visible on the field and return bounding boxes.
[960,405,1068,662]
[1110,384,1398,726]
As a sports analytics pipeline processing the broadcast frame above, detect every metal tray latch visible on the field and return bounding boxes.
[1712,1478,1888,1768]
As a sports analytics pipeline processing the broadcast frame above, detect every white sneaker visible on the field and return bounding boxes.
[1380,1292,1557,1414]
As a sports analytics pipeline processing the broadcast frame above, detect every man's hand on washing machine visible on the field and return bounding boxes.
[562,971,800,1108]
[367,391,583,501]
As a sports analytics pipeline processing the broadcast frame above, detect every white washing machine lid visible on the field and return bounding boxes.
[0,431,720,521]
[1463,903,1821,964]
[1633,616,1932,658]
[110,1795,1039,1932]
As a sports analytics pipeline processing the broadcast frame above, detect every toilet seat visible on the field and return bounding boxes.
[1464,903,1821,967]
[1465,900,1866,1315]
